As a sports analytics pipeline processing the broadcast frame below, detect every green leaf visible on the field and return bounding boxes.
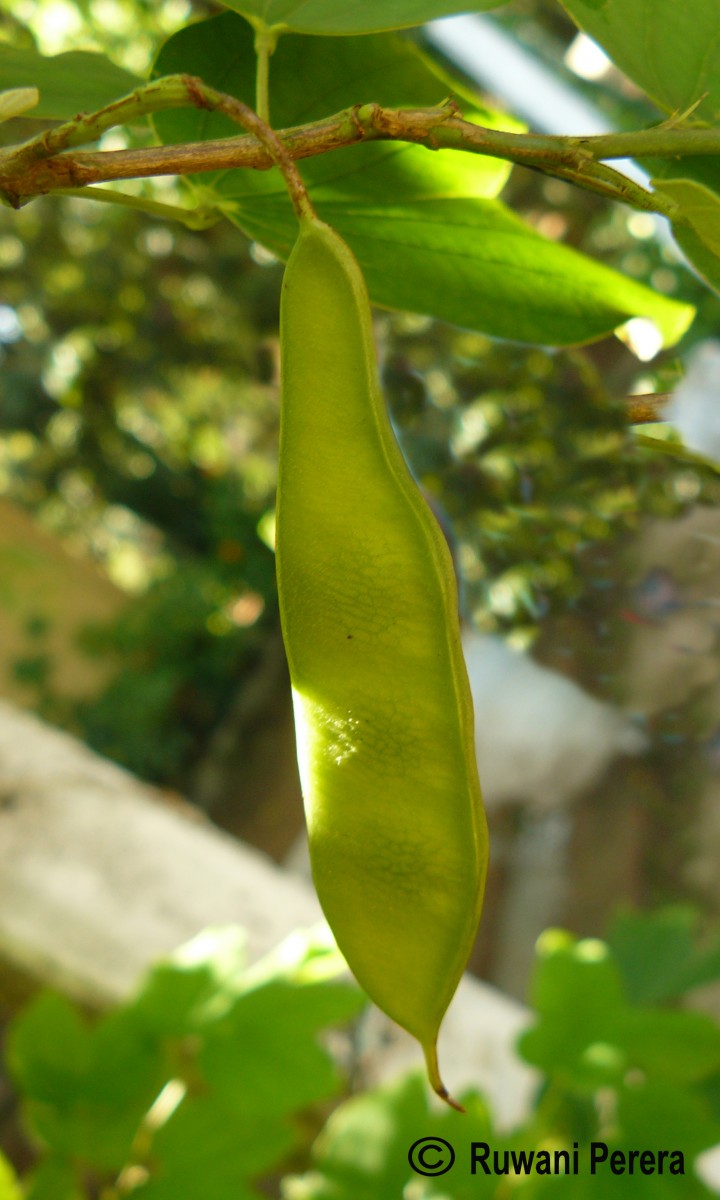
[0,44,141,121]
[623,1008,720,1086]
[199,977,364,1117]
[153,14,693,347]
[292,1073,496,1200]
[609,906,700,1003]
[153,13,517,202]
[618,1079,720,1164]
[132,926,249,1037]
[652,177,720,295]
[560,0,720,123]
[519,930,629,1089]
[658,179,720,255]
[521,927,720,1126]
[7,992,92,1105]
[609,907,720,1003]
[135,1095,291,1200]
[8,993,165,1170]
[219,0,507,35]
[234,193,694,346]
[24,1160,84,1200]
[649,154,720,209]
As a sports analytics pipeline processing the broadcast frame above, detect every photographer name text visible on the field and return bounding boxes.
[472,1142,684,1177]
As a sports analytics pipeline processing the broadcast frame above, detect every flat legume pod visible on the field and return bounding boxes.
[276,212,488,1108]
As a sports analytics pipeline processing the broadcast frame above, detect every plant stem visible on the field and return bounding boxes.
[0,73,315,220]
[54,185,221,228]
[254,27,277,125]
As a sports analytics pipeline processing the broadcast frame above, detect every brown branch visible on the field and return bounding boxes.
[625,393,672,424]
[0,86,676,219]
[0,115,363,205]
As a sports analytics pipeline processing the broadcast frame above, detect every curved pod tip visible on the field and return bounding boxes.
[424,1042,466,1114]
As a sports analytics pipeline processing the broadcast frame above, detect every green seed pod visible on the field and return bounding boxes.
[276,212,487,1108]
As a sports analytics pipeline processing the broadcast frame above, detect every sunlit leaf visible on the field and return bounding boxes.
[0,86,38,123]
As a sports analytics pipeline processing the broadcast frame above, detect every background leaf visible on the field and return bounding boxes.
[132,926,249,1037]
[135,1095,292,1200]
[518,930,629,1089]
[608,907,720,1004]
[8,994,166,1170]
[218,0,508,36]
[289,1073,497,1200]
[24,1161,84,1200]
[0,44,140,121]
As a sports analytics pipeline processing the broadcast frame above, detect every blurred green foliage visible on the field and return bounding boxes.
[3,927,364,1200]
[0,187,285,782]
[287,920,720,1200]
[4,915,720,1199]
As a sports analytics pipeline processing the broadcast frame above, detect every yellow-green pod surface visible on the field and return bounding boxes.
[277,212,488,1106]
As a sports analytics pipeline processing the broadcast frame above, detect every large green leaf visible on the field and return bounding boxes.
[560,0,720,123]
[153,14,693,347]
[220,0,507,35]
[153,13,517,201]
[199,978,363,1118]
[234,192,692,345]
[0,44,140,121]
[131,926,249,1036]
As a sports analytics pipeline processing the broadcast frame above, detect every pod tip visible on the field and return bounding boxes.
[423,1041,465,1113]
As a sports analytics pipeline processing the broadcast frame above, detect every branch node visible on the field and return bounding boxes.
[183,74,213,111]
[349,103,370,140]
